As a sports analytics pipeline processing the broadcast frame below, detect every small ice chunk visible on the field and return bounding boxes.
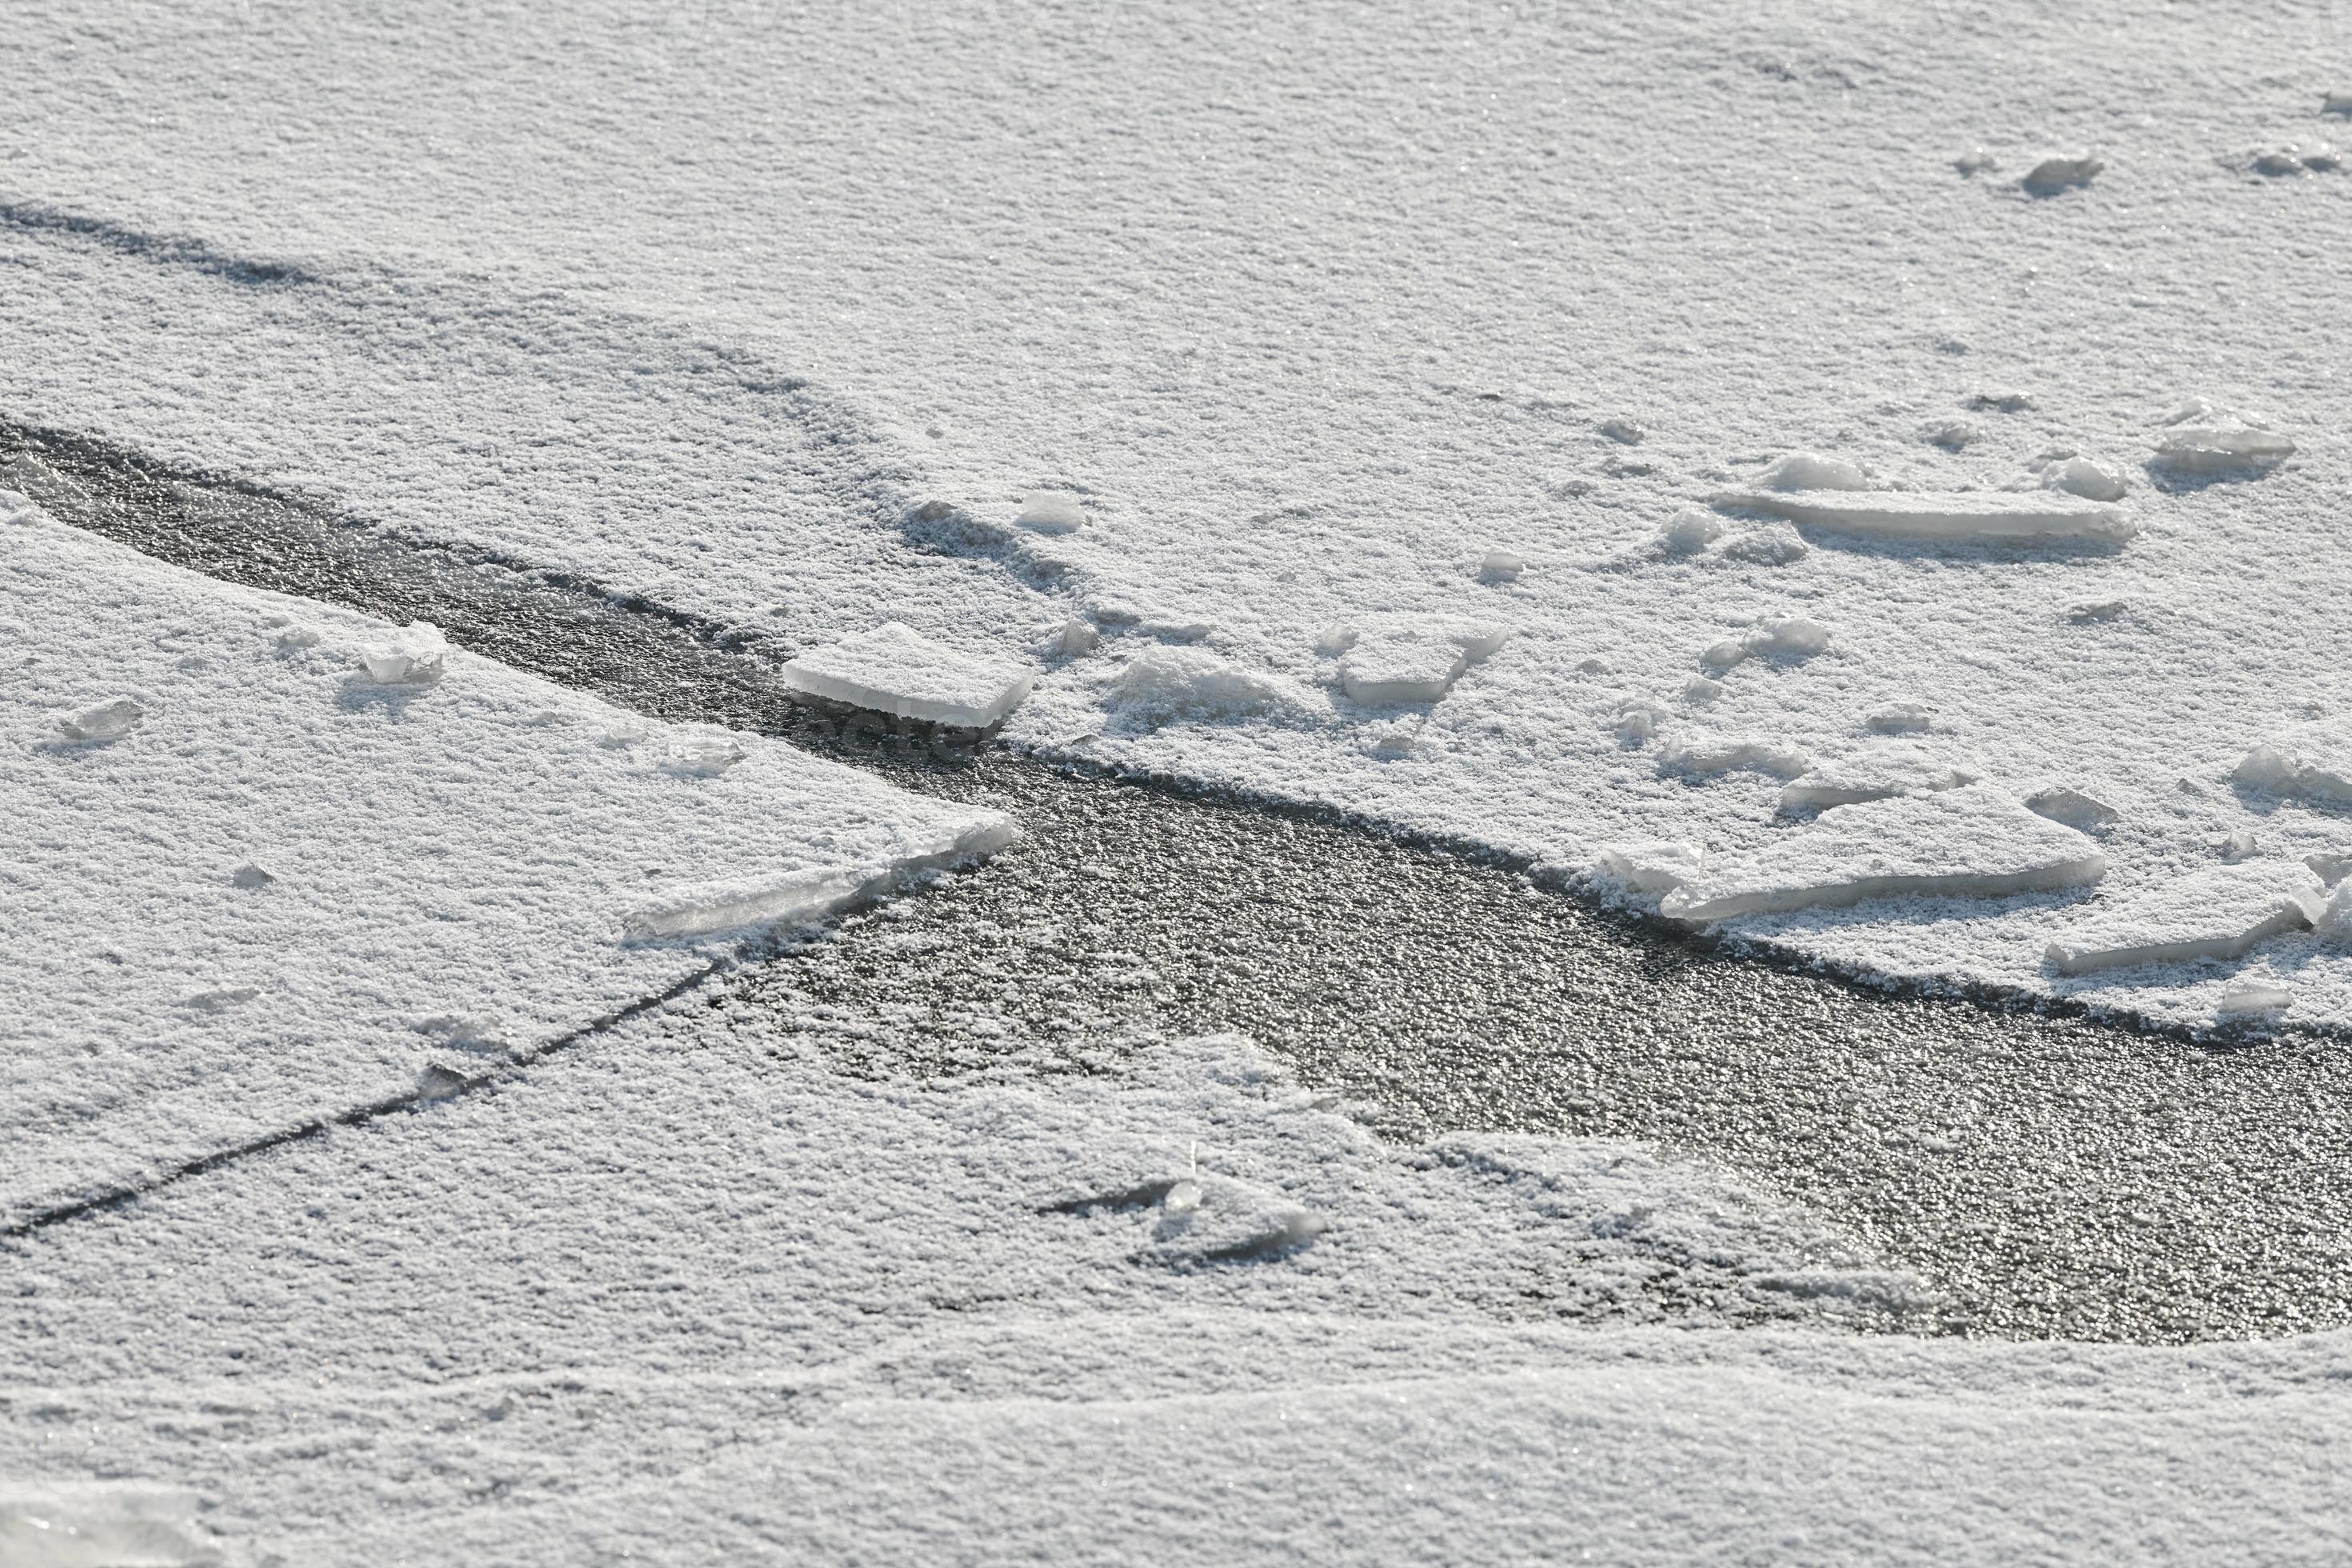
[1592,840,1704,898]
[2218,983,2293,1018]
[1015,490,1086,534]
[2152,419,2294,474]
[1954,147,1998,175]
[598,721,649,750]
[778,621,1034,728]
[1658,735,1812,780]
[359,622,450,686]
[2218,828,2260,862]
[1614,700,1667,742]
[659,731,748,778]
[2302,143,2343,171]
[1363,720,1422,759]
[1719,525,1808,566]
[2234,724,2352,806]
[2025,786,2119,831]
[2318,882,2352,942]
[2041,456,2128,502]
[1337,623,1509,706]
[1761,452,1870,492]
[2253,148,2307,177]
[2022,155,2102,193]
[1662,786,2106,922]
[1969,390,2034,414]
[230,863,277,890]
[2306,852,2352,889]
[0,1484,219,1567]
[2326,90,2352,116]
[1778,746,1979,813]
[179,985,261,1013]
[1313,624,1360,656]
[1057,618,1101,656]
[2068,599,2128,623]
[1719,488,2136,543]
[1682,676,1725,705]
[1702,614,1832,672]
[1576,656,1610,674]
[1865,702,1933,735]
[274,622,325,650]
[1117,646,1290,718]
[1478,548,1525,582]
[2046,862,2323,975]
[1598,418,1646,445]
[1658,508,1726,554]
[1920,418,1980,451]
[58,697,146,742]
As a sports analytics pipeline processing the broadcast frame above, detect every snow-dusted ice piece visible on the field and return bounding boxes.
[1591,840,1703,898]
[1478,548,1525,581]
[2022,155,2102,192]
[1614,700,1667,741]
[779,621,1034,727]
[1920,418,1979,451]
[358,622,449,685]
[2025,785,2119,831]
[2234,724,2352,806]
[2218,984,2292,1018]
[2045,862,2323,976]
[2308,852,2352,888]
[1970,390,2034,414]
[1954,147,1998,175]
[1778,746,1979,813]
[1864,702,1933,735]
[1719,488,2137,544]
[230,863,276,890]
[1720,525,1809,566]
[1659,735,1811,780]
[2327,89,2352,115]
[2041,456,2128,502]
[1682,676,1724,704]
[1057,618,1100,656]
[1661,786,2106,922]
[1658,509,1724,554]
[57,697,146,742]
[0,1482,221,1566]
[2318,882,2352,942]
[1015,489,1086,534]
[2218,828,2260,862]
[1336,622,1508,706]
[1115,646,1290,718]
[1702,615,1831,672]
[2151,419,2294,474]
[659,731,748,777]
[1760,452,1869,492]
[1598,417,1646,444]
[2254,148,2309,177]
[626,818,1014,940]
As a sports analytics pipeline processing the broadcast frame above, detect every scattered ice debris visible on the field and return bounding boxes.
[1478,547,1526,582]
[358,622,450,686]
[2022,155,2102,193]
[1117,646,1291,719]
[1334,622,1509,706]
[2218,828,2261,862]
[1591,840,1704,898]
[1661,786,2106,922]
[2218,983,2292,1018]
[1701,614,1832,673]
[1920,418,1980,451]
[2150,412,2294,475]
[2045,862,2323,976]
[1864,701,1934,736]
[628,819,1014,941]
[1057,618,1101,656]
[659,731,748,778]
[1015,489,1086,534]
[1777,746,1979,814]
[230,863,277,890]
[778,621,1034,728]
[1760,452,1870,492]
[1682,675,1725,705]
[1658,734,1812,780]
[1719,525,1808,566]
[1598,417,1646,444]
[2234,724,2352,806]
[2068,599,2129,624]
[1954,147,1998,175]
[178,986,261,1014]
[57,697,145,743]
[1969,390,2034,414]
[1718,487,2136,544]
[2041,455,2128,502]
[1658,508,1725,554]
[2025,785,2119,832]
[1613,700,1667,741]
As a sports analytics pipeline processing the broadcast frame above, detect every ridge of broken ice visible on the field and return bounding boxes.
[779,621,1035,728]
[1715,488,2137,545]
[1660,786,2106,922]
[2046,861,2324,976]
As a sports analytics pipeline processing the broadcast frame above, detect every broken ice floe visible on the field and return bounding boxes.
[1658,508,1726,554]
[1598,417,1646,445]
[1015,489,1086,534]
[1864,701,1934,736]
[1777,745,1979,814]
[2253,145,2341,175]
[1659,786,2105,922]
[2234,724,2352,807]
[2045,861,2324,976]
[57,697,146,743]
[1699,614,1831,673]
[1331,622,1509,706]
[2022,155,2102,193]
[358,622,450,685]
[778,621,1034,728]
[2308,852,2352,888]
[2150,410,2294,475]
[1760,452,1870,492]
[1718,487,2136,544]
[1658,734,1812,780]
[2318,882,2352,943]
[2217,828,2260,862]
[1591,840,1704,898]
[2041,455,2128,502]
[1115,646,1291,719]
[2024,785,2119,832]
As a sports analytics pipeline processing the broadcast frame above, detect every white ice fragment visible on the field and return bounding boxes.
[230,863,276,890]
[2234,724,2352,806]
[2151,419,2294,474]
[1363,719,1422,759]
[1719,525,1809,566]
[598,720,649,750]
[1015,489,1086,534]
[2218,984,2293,1018]
[359,622,450,686]
[1337,623,1508,706]
[1954,148,1998,175]
[1761,452,1870,492]
[2046,862,2323,975]
[1662,786,2106,922]
[626,818,1014,941]
[1598,418,1646,445]
[1658,735,1811,780]
[1614,700,1667,742]
[1682,675,1724,704]
[1116,646,1290,718]
[1313,623,1360,656]
[1778,746,1979,813]
[2025,786,2119,831]
[1864,702,1933,735]
[1658,508,1725,554]
[2041,455,2128,502]
[2022,155,2102,193]
[2302,143,2343,171]
[1057,618,1101,656]
[2306,852,2352,889]
[1591,840,1704,898]
[2318,882,2352,943]
[1702,614,1832,672]
[1478,548,1525,582]
[1576,656,1610,674]
[2254,147,2306,176]
[274,622,325,650]
[58,697,146,743]
[2068,599,2128,623]
[1719,488,2136,544]
[2218,828,2260,862]
[178,986,260,1013]
[1969,390,2034,414]
[1162,1178,1203,1216]
[659,731,748,778]
[778,621,1034,728]
[1920,418,1980,451]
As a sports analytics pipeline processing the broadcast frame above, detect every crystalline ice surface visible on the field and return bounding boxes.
[779,620,1035,728]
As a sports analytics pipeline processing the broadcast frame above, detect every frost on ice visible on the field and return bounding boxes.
[1331,622,1508,706]
[778,620,1035,728]
[1778,746,1980,814]
[57,697,146,743]
[2045,862,2325,976]
[2234,724,2352,808]
[1015,489,1086,534]
[1660,787,2106,922]
[1718,487,2137,545]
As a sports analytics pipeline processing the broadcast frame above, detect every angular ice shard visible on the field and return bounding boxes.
[2024,785,2120,831]
[1716,488,2136,544]
[626,817,1016,941]
[58,697,146,742]
[1658,508,1725,554]
[1015,489,1086,534]
[2046,862,2324,975]
[2041,456,2128,502]
[2234,724,2352,807]
[1336,622,1509,706]
[779,621,1034,727]
[1661,786,2105,922]
[1864,701,1934,735]
[2218,984,2292,1018]
[2022,155,2102,193]
[358,622,450,685]
[1778,746,1979,813]
[2152,417,2294,475]
[1115,646,1291,719]
[1699,614,1831,672]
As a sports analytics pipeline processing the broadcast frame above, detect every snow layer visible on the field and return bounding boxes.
[0,504,1010,1223]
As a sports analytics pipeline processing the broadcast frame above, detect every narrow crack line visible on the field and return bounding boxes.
[1,966,726,1244]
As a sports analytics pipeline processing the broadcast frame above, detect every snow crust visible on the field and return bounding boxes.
[778,621,1035,728]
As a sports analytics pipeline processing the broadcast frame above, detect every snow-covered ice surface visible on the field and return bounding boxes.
[0,502,1010,1225]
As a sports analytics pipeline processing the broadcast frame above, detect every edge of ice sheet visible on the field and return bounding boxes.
[625,817,1018,941]
[778,621,1035,728]
[2046,862,2325,976]
[1714,488,2138,544]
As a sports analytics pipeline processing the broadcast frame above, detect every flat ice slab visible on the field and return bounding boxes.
[1661,787,2106,922]
[0,506,1011,1225]
[1778,746,1979,813]
[1714,488,2138,544]
[2046,862,2325,976]
[779,620,1035,728]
